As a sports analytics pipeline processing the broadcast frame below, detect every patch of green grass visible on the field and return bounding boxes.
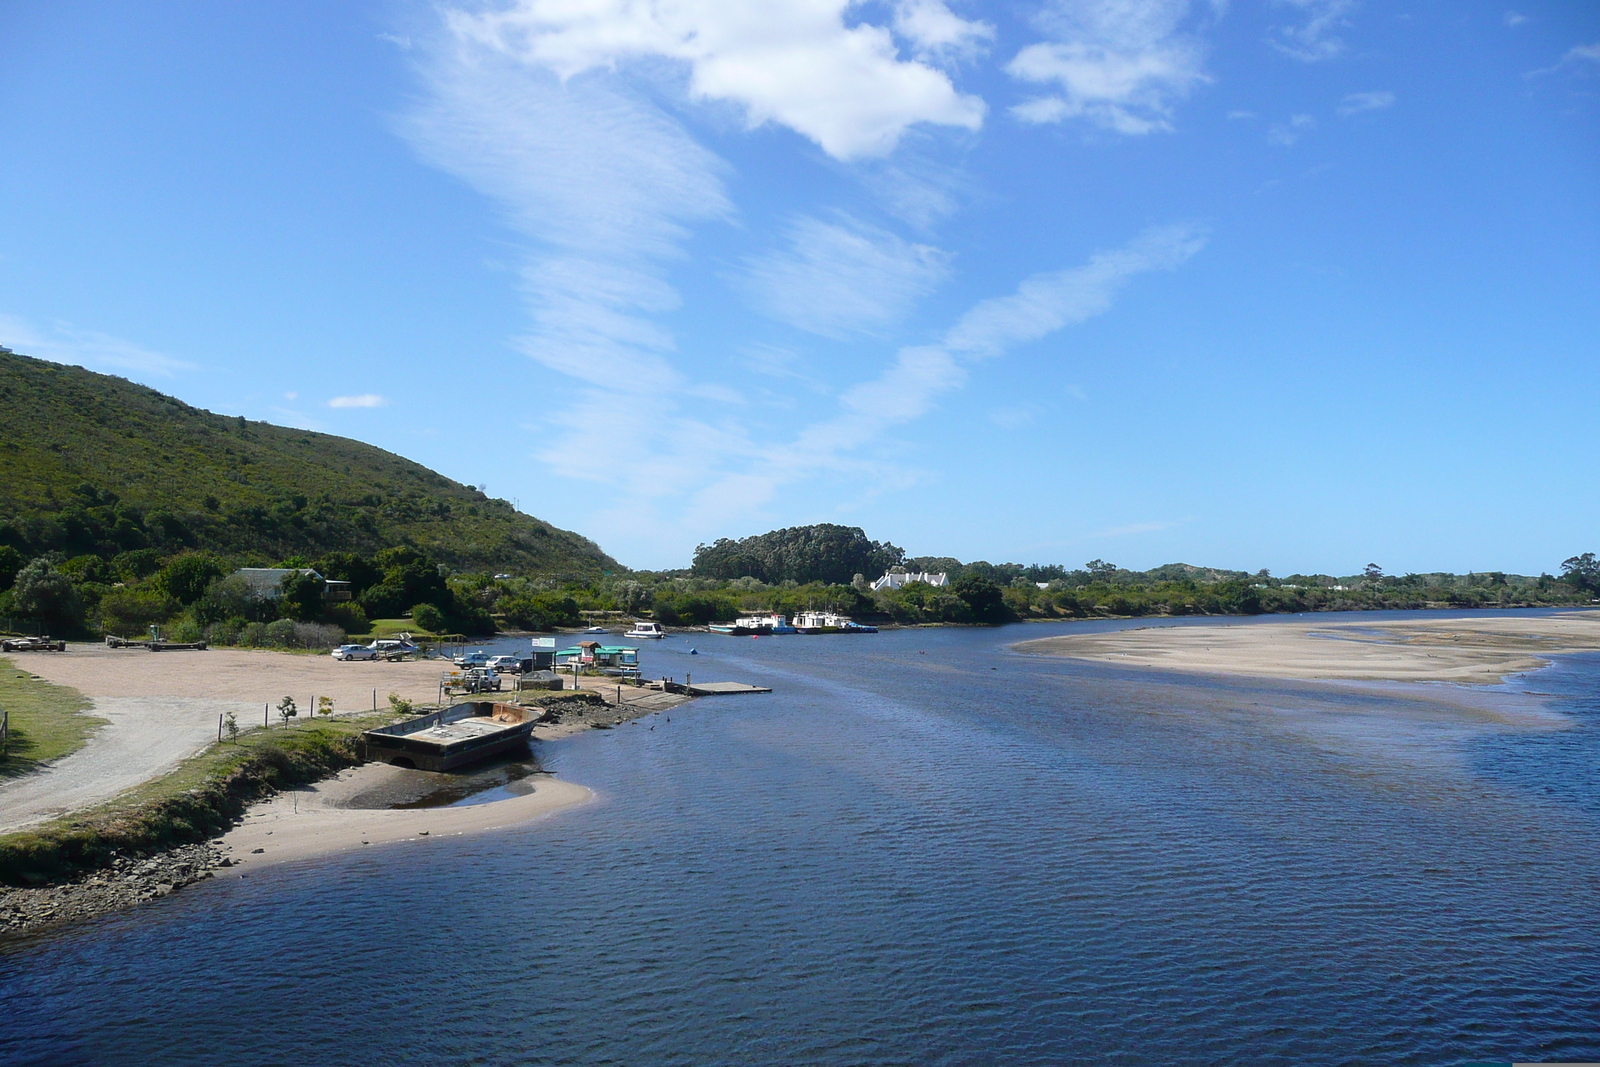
[367,618,441,640]
[0,656,103,780]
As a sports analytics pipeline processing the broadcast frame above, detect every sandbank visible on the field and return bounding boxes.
[215,761,594,874]
[1014,611,1600,684]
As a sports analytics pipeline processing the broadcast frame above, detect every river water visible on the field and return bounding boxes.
[3,611,1598,1066]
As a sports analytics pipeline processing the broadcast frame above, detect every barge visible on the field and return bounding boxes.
[360,701,537,772]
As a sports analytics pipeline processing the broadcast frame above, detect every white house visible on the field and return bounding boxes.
[870,571,949,592]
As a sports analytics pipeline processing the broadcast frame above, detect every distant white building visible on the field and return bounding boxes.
[870,571,949,592]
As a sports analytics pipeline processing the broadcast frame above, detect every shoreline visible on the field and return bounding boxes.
[214,761,595,875]
[1013,611,1600,686]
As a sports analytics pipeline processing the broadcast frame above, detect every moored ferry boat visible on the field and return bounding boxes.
[793,610,877,634]
[708,614,775,636]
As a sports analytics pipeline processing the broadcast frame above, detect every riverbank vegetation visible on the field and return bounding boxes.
[0,715,380,886]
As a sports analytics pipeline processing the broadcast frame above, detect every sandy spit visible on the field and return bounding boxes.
[216,761,594,874]
[1014,611,1600,684]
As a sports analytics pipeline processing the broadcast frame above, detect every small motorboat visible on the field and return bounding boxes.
[581,624,609,634]
[624,621,666,639]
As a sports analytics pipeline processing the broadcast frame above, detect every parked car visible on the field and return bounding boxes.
[453,650,493,669]
[331,644,378,661]
[0,635,66,652]
[459,667,502,693]
[485,655,524,673]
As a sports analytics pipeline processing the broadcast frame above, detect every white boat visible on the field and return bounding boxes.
[624,621,666,639]
[793,610,877,634]
[581,624,609,634]
[751,612,796,634]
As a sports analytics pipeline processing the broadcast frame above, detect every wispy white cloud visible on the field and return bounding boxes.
[1503,10,1528,28]
[401,29,731,395]
[1227,108,1256,120]
[1268,112,1315,145]
[1337,90,1393,115]
[448,0,986,159]
[0,313,195,378]
[1269,0,1355,63]
[327,394,388,408]
[944,224,1206,357]
[1007,0,1215,135]
[737,214,950,338]
[1528,41,1600,77]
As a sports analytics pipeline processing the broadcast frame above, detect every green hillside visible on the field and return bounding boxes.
[0,347,617,576]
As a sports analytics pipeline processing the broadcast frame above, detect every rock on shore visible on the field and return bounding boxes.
[0,843,225,939]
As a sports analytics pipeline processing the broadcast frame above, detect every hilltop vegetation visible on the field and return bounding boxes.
[0,348,622,641]
[0,348,615,577]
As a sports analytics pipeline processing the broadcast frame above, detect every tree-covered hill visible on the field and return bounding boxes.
[0,348,617,576]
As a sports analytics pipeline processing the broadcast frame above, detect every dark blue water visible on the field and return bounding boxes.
[4,613,1599,1066]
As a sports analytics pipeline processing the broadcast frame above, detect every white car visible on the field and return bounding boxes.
[331,644,378,661]
[486,655,524,673]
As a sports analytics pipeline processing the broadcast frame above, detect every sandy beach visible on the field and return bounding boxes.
[215,761,594,873]
[1014,611,1600,684]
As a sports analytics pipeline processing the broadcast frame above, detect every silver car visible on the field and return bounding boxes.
[331,644,378,661]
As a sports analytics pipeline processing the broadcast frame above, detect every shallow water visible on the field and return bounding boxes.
[3,612,1598,1066]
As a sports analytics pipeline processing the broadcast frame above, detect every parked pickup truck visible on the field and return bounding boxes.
[1,636,66,652]
[457,668,502,693]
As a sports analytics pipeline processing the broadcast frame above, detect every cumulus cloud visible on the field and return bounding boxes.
[737,214,950,338]
[327,394,388,408]
[448,0,986,159]
[0,313,195,378]
[1007,0,1214,135]
[1269,0,1355,63]
[1337,89,1393,115]
[891,0,995,62]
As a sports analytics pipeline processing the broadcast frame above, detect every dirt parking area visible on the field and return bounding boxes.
[0,644,449,833]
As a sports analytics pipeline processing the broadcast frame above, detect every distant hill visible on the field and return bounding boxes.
[0,348,618,576]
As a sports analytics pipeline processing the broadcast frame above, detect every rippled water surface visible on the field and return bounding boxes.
[4,612,1599,1066]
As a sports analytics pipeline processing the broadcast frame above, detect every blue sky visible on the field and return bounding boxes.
[1,1,1596,574]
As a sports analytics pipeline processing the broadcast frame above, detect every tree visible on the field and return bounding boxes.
[1085,559,1118,581]
[277,695,298,728]
[317,696,334,718]
[223,711,240,743]
[411,602,445,633]
[11,558,83,634]
[1561,552,1599,593]
[0,545,22,592]
[154,553,226,605]
[277,570,324,622]
[953,576,1007,624]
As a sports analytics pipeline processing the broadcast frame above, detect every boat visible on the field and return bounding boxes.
[755,613,796,635]
[581,624,609,634]
[793,610,877,635]
[360,701,537,771]
[624,621,666,639]
[708,614,785,636]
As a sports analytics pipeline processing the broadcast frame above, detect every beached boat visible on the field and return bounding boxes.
[625,621,666,639]
[793,610,877,635]
[361,701,536,772]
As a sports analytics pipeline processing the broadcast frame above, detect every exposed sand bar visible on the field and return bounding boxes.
[216,762,594,874]
[1014,611,1600,685]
